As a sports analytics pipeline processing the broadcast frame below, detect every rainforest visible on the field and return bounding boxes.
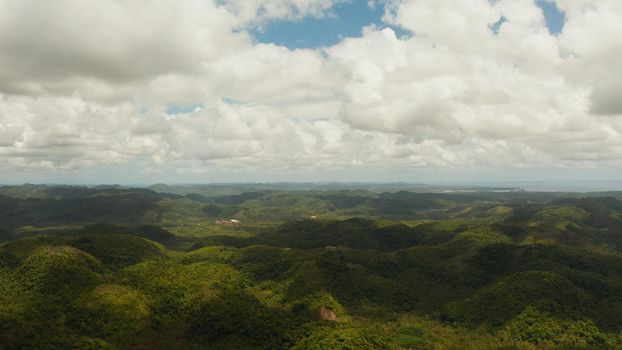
[1,184,622,349]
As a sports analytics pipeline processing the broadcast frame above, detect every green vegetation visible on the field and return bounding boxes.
[2,184,622,348]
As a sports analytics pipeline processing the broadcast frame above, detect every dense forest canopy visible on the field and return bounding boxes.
[1,184,622,349]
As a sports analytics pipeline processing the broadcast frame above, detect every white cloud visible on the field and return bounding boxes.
[0,1,244,93]
[0,0,621,181]
[556,0,622,115]
[222,0,348,25]
[329,0,622,168]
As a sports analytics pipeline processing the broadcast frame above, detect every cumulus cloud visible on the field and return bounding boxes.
[0,0,248,100]
[555,0,622,116]
[332,0,622,166]
[222,0,348,25]
[0,0,621,181]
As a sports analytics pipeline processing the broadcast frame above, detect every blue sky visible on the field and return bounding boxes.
[252,1,408,49]
[254,0,566,49]
[537,0,566,34]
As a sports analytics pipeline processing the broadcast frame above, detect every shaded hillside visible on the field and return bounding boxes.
[0,187,174,230]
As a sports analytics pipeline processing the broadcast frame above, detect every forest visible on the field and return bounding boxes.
[1,184,622,349]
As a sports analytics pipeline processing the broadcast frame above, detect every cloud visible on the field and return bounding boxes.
[221,0,348,25]
[0,0,621,181]
[0,0,248,99]
[555,0,622,116]
[206,43,345,117]
[329,0,622,166]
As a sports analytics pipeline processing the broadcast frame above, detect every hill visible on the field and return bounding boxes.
[2,186,622,348]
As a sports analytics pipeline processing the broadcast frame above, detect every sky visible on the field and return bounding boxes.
[0,0,621,185]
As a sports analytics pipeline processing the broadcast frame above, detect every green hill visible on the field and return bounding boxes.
[2,186,622,348]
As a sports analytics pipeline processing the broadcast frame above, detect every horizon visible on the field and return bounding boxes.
[3,180,622,193]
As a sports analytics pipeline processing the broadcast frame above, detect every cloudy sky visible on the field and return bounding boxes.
[0,0,621,184]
